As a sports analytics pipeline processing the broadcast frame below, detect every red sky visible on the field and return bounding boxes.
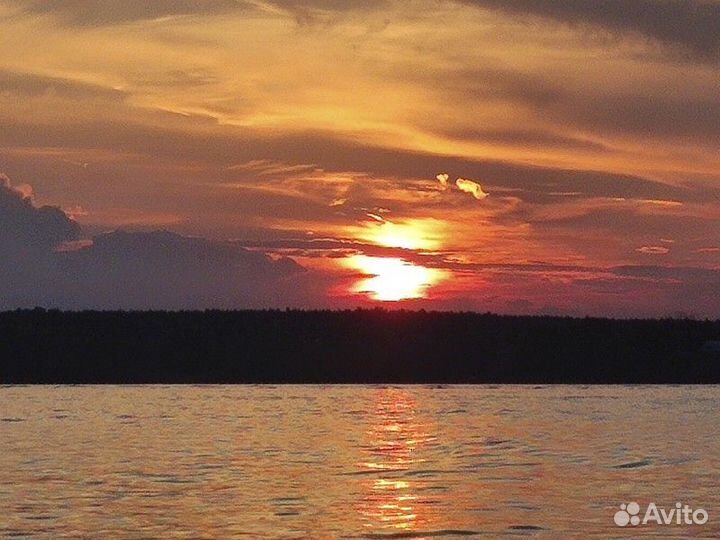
[1,0,719,316]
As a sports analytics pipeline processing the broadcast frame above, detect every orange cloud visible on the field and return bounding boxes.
[456,178,489,200]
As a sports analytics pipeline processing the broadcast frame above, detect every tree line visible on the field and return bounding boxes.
[1,308,719,383]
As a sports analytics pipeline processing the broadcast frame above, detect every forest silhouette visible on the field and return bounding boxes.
[1,309,719,384]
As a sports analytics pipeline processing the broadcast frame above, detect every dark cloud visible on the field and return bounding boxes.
[526,206,720,265]
[612,265,720,317]
[0,174,80,253]
[11,0,242,26]
[556,93,720,144]
[535,207,720,241]
[1,175,80,307]
[53,230,307,309]
[0,175,314,309]
[436,65,720,143]
[463,0,720,60]
[613,264,720,282]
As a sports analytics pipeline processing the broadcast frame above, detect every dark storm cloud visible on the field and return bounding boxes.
[463,0,720,60]
[10,0,242,26]
[0,174,312,309]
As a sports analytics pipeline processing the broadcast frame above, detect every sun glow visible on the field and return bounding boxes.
[351,219,445,251]
[346,256,445,301]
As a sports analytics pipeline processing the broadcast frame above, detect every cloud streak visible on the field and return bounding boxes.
[10,0,243,26]
[463,0,720,60]
[637,246,670,255]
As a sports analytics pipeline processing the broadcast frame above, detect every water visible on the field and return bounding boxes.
[1,385,719,539]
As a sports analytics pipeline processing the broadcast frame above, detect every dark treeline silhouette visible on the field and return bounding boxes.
[1,309,720,384]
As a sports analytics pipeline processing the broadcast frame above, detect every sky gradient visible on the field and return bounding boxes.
[1,0,719,316]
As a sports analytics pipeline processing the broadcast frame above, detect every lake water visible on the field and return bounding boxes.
[1,385,719,539]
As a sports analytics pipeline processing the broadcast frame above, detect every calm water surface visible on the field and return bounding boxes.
[1,385,719,539]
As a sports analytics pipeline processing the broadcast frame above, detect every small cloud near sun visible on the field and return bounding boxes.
[456,178,489,200]
[436,173,488,200]
[637,246,670,255]
[366,212,385,223]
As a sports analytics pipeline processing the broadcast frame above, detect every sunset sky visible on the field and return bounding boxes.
[1,0,719,316]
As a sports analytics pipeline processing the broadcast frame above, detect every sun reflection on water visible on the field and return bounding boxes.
[355,389,440,535]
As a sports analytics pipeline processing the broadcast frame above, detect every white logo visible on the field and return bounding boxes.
[614,502,708,527]
[614,502,641,526]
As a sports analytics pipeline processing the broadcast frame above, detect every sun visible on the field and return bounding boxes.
[348,218,445,251]
[345,256,445,301]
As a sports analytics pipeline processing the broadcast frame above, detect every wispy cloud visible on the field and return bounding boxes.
[10,0,243,26]
[637,246,670,255]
